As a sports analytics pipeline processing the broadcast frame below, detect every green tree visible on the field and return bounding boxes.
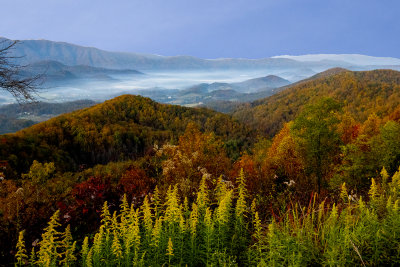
[21,160,55,185]
[292,97,341,193]
[380,120,400,174]
[332,114,383,191]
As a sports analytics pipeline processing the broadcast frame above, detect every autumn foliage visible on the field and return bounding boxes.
[2,69,400,265]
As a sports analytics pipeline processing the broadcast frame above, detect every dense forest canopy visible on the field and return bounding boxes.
[233,69,400,136]
[0,95,254,177]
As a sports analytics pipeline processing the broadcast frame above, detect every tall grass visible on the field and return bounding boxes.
[15,168,400,266]
[251,167,400,266]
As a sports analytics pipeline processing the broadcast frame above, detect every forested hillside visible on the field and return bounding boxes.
[234,69,400,136]
[0,95,254,177]
[3,69,400,266]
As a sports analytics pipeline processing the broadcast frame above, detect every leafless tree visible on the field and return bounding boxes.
[0,39,42,102]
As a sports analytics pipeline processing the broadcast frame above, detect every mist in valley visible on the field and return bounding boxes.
[0,68,312,104]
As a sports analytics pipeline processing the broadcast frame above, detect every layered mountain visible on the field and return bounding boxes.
[1,37,304,70]
[178,70,348,113]
[136,75,291,107]
[231,75,291,93]
[3,37,400,108]
[233,69,400,136]
[4,37,400,73]
[19,60,143,83]
[0,95,254,174]
[179,75,290,94]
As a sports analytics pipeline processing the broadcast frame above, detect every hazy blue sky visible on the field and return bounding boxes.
[1,0,399,58]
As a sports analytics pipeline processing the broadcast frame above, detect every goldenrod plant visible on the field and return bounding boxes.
[15,230,28,266]
[16,168,400,266]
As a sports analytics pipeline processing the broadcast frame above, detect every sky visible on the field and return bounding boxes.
[1,0,399,58]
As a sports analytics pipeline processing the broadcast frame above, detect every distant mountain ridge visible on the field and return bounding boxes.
[1,37,303,70]
[135,75,291,106]
[181,75,290,94]
[20,60,143,83]
[232,75,291,92]
[273,54,400,66]
[3,37,400,72]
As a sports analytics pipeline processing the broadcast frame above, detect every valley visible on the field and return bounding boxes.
[2,37,400,108]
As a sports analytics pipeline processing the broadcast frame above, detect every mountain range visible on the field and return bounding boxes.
[142,75,291,106]
[2,36,400,111]
[3,37,400,72]
[3,68,400,170]
[20,60,143,84]
[0,95,254,172]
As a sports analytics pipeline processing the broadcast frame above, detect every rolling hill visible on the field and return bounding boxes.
[19,60,143,83]
[233,69,400,136]
[231,75,291,92]
[180,75,291,94]
[113,75,291,108]
[0,95,254,175]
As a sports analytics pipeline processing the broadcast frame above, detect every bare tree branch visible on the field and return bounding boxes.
[0,40,42,103]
